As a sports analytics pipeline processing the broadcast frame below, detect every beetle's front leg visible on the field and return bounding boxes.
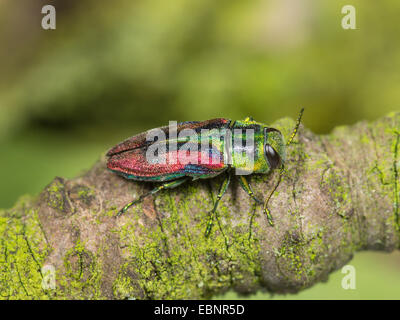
[117,177,190,217]
[238,175,277,226]
[263,167,285,226]
[238,176,263,205]
[205,171,231,237]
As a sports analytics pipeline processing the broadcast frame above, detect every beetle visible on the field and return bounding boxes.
[107,109,304,236]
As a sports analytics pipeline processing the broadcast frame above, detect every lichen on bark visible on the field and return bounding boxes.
[0,112,399,299]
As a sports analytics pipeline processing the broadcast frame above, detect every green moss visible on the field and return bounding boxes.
[0,202,105,300]
[273,224,329,289]
[46,178,67,212]
[392,130,399,230]
[0,206,51,299]
[320,164,351,219]
[76,186,95,205]
[59,239,104,299]
[112,181,261,299]
[366,119,400,235]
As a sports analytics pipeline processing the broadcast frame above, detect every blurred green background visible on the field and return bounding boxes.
[0,0,399,299]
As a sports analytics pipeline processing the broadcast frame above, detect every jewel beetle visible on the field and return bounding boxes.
[107,109,304,236]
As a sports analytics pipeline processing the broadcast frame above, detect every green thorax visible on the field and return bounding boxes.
[229,118,285,174]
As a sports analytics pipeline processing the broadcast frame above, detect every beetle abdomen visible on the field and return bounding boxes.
[108,148,226,181]
[107,118,231,181]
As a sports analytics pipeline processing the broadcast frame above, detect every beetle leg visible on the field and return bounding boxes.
[263,166,284,226]
[238,176,263,205]
[262,108,304,225]
[116,177,190,217]
[205,172,231,237]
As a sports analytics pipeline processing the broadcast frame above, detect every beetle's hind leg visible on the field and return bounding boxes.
[205,172,231,237]
[117,177,190,217]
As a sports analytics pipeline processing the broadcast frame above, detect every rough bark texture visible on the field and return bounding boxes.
[0,113,399,300]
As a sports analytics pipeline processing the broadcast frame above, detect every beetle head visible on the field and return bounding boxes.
[263,127,285,171]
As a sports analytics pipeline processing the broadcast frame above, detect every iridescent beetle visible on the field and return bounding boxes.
[107,109,304,236]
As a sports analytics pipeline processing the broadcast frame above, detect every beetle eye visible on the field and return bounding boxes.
[264,144,280,169]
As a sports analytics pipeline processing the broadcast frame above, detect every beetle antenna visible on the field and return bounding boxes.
[286,108,304,146]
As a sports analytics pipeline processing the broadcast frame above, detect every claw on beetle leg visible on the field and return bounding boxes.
[263,206,274,226]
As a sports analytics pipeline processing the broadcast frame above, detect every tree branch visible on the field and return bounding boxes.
[1,113,399,299]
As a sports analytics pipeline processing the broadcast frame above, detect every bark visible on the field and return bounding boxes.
[0,113,399,300]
